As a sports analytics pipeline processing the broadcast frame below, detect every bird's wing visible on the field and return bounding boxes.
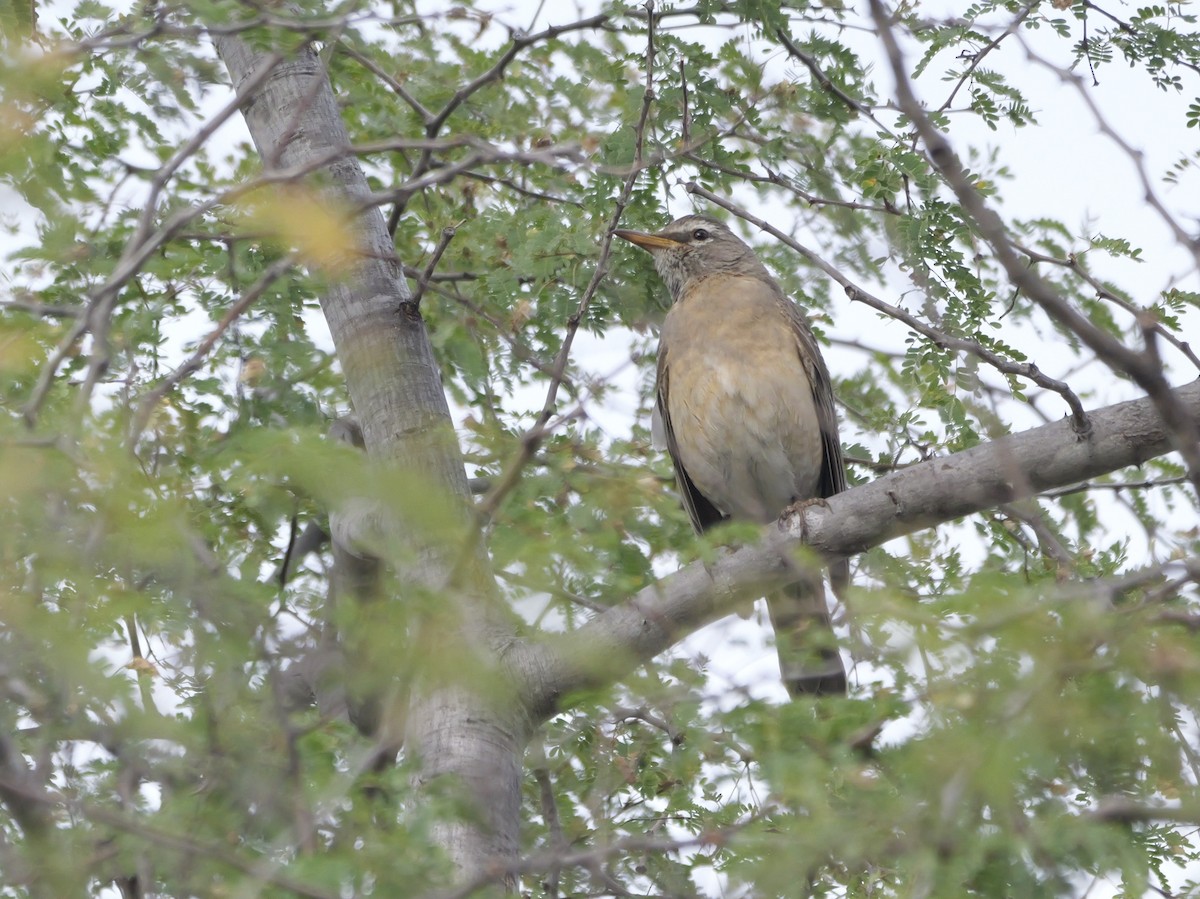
[778,294,850,593]
[777,296,846,499]
[656,350,726,534]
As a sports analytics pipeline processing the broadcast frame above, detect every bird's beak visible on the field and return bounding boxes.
[613,229,682,251]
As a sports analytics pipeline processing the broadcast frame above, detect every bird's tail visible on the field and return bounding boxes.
[767,578,846,697]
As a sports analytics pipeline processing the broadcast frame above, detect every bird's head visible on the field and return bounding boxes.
[614,214,770,302]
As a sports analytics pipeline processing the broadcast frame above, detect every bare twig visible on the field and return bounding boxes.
[1089,796,1200,825]
[776,29,885,127]
[416,277,586,394]
[461,170,582,207]
[423,807,770,899]
[1042,475,1189,499]
[612,705,684,745]
[529,739,567,898]
[388,12,613,231]
[685,153,894,215]
[411,226,457,310]
[81,803,339,899]
[998,502,1075,571]
[1018,45,1200,273]
[74,49,288,417]
[336,39,435,125]
[1079,0,1200,78]
[129,50,285,269]
[275,518,338,587]
[498,569,609,614]
[22,133,581,428]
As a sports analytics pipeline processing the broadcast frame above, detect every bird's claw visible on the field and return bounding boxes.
[778,496,832,539]
[782,496,833,516]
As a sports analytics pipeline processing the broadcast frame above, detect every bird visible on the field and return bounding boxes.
[614,213,849,697]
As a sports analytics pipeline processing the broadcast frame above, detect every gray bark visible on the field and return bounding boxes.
[213,36,523,882]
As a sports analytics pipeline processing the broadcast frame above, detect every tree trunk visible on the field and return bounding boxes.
[212,34,524,884]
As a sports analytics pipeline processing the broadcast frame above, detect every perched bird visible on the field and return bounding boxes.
[615,214,848,696]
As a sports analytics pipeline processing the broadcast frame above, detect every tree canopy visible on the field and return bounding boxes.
[1,0,1199,896]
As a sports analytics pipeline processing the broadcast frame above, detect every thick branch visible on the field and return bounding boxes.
[517,379,1200,719]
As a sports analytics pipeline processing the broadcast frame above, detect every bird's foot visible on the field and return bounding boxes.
[778,497,832,538]
[782,496,833,515]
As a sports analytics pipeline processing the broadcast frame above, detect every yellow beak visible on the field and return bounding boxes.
[613,229,682,251]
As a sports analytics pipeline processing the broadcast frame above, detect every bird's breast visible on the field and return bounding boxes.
[661,277,824,523]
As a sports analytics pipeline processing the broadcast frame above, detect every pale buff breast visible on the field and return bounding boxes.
[661,274,823,524]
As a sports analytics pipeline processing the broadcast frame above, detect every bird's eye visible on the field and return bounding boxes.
[692,228,710,241]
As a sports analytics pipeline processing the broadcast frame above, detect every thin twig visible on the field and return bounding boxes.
[416,277,585,393]
[388,12,613,231]
[461,170,582,207]
[25,133,583,427]
[411,226,457,310]
[936,3,1037,113]
[1015,238,1200,375]
[74,49,289,418]
[611,705,684,745]
[1041,475,1189,499]
[422,806,771,899]
[776,29,888,129]
[998,502,1075,572]
[336,39,435,125]
[1022,42,1200,266]
[529,739,567,898]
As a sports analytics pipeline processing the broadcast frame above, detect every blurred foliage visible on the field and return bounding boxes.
[0,0,1198,896]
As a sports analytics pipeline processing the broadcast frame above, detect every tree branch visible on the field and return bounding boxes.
[516,379,1200,718]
